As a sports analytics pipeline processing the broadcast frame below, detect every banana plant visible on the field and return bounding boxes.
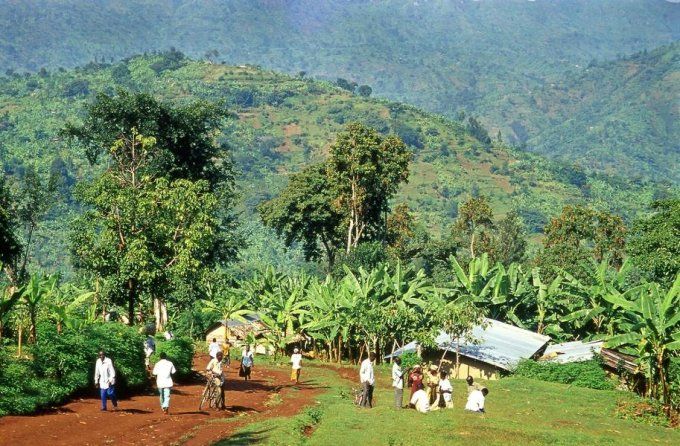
[562,258,632,338]
[531,267,565,336]
[22,273,58,343]
[449,253,499,303]
[604,274,680,409]
[201,283,255,338]
[0,285,24,342]
[487,262,533,328]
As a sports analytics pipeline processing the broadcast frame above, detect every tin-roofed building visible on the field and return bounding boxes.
[540,340,603,364]
[386,318,550,380]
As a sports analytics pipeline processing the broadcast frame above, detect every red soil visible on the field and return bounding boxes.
[0,355,321,446]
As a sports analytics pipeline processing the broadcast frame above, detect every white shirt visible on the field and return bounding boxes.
[242,350,254,367]
[439,378,453,402]
[152,359,176,388]
[465,389,485,412]
[291,353,302,370]
[209,342,221,358]
[360,358,374,385]
[94,357,116,389]
[410,389,430,413]
[392,363,403,389]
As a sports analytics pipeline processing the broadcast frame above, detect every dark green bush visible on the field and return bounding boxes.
[0,322,147,416]
[513,358,615,390]
[33,322,147,392]
[150,336,194,379]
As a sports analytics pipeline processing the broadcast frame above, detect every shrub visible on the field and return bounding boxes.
[33,321,147,392]
[399,351,422,371]
[513,358,615,390]
[150,336,194,379]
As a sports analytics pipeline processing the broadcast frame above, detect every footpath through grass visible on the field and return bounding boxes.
[216,362,680,446]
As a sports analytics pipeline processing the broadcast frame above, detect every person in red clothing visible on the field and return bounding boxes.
[408,364,424,398]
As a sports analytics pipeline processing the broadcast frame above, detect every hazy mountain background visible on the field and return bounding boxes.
[1,0,678,182]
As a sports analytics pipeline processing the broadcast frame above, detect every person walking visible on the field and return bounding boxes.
[94,351,118,411]
[208,338,220,359]
[290,348,302,384]
[240,345,254,380]
[144,335,156,370]
[206,351,226,409]
[392,356,404,409]
[359,352,376,408]
[152,352,176,414]
[221,339,231,368]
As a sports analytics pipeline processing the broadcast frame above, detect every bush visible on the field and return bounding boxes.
[150,336,194,379]
[0,322,147,416]
[513,358,615,390]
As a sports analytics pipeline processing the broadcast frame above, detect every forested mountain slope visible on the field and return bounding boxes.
[1,0,678,182]
[517,43,680,183]
[0,54,666,272]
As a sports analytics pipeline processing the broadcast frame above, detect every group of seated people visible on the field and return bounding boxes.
[400,359,488,414]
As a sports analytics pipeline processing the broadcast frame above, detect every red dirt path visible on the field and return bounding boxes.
[0,355,322,446]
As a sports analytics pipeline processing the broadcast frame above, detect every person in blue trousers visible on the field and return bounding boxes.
[94,351,118,411]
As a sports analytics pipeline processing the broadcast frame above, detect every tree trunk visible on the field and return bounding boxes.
[127,278,136,326]
[470,229,476,258]
[389,339,397,364]
[29,311,37,344]
[17,324,22,357]
[153,297,168,333]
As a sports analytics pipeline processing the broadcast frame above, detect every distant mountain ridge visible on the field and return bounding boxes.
[0,0,678,183]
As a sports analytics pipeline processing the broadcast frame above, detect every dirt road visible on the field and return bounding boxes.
[0,355,321,446]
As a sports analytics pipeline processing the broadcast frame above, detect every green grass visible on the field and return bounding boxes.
[216,363,679,446]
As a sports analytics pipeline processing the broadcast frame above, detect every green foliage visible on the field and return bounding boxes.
[0,175,21,270]
[398,351,421,371]
[628,199,680,288]
[33,322,147,391]
[513,358,614,390]
[150,336,194,378]
[614,398,672,428]
[0,322,145,416]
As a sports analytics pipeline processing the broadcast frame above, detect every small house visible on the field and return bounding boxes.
[204,314,266,345]
[386,318,550,380]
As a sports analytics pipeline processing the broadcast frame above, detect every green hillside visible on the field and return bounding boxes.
[512,43,680,183]
[1,0,678,183]
[0,54,667,272]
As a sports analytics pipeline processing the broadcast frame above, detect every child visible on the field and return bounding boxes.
[438,370,453,409]
[290,348,302,384]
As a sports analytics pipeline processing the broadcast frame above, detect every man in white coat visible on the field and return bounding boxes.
[152,351,177,414]
[94,351,118,411]
[359,352,376,408]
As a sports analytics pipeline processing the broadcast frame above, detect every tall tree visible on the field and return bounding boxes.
[492,211,527,265]
[537,205,626,280]
[627,199,680,288]
[259,164,343,266]
[14,165,58,282]
[63,89,239,263]
[452,195,494,259]
[69,131,220,329]
[0,175,21,282]
[327,122,410,253]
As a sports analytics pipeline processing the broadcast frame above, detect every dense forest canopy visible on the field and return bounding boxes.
[1,0,678,182]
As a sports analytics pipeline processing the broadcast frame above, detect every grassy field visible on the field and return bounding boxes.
[217,362,679,446]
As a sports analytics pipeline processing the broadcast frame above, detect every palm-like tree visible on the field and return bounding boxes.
[604,275,680,409]
[22,273,57,343]
[201,283,254,340]
[562,258,632,338]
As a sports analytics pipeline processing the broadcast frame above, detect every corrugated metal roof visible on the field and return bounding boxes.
[541,340,603,364]
[385,318,550,371]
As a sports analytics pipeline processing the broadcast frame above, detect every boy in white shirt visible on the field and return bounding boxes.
[208,338,220,359]
[94,351,117,411]
[152,352,176,414]
[465,387,488,413]
[290,348,302,384]
[359,352,376,408]
[437,370,453,409]
[392,357,404,409]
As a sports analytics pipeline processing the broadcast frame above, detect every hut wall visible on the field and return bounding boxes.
[205,324,227,344]
[435,352,500,380]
